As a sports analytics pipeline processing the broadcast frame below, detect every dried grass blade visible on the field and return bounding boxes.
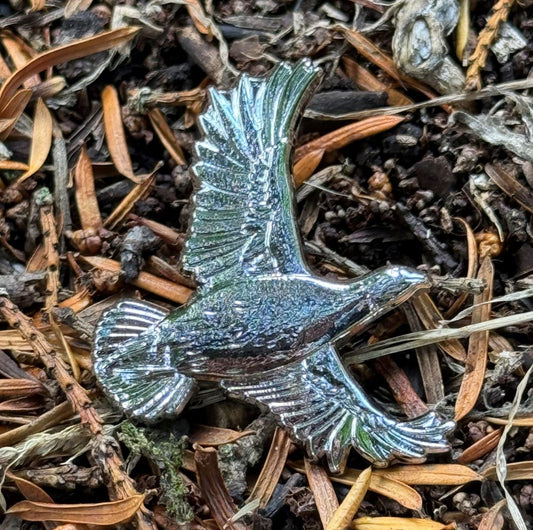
[295,115,404,161]
[102,85,137,182]
[342,28,437,99]
[455,256,494,420]
[304,458,339,527]
[352,516,451,529]
[325,467,371,530]
[80,255,193,304]
[188,424,255,446]
[7,495,145,525]
[16,98,52,184]
[248,427,291,508]
[148,108,186,165]
[457,428,502,464]
[0,27,140,110]
[49,314,81,381]
[103,172,157,230]
[73,145,102,230]
[375,464,482,485]
[194,446,246,530]
[0,89,32,140]
[485,163,533,214]
[342,56,413,106]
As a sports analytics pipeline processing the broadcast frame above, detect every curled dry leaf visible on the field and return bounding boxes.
[7,495,145,525]
[304,457,339,527]
[188,424,255,446]
[74,145,103,231]
[455,256,494,421]
[194,446,246,530]
[16,98,53,184]
[325,467,371,530]
[80,255,193,304]
[0,27,140,112]
[248,427,292,508]
[102,85,138,182]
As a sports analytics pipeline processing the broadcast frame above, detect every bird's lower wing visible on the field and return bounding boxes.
[222,343,454,472]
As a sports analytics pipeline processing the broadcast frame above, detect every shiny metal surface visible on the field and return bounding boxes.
[93,60,454,472]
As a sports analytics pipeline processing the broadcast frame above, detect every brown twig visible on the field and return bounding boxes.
[0,297,156,529]
[465,0,517,90]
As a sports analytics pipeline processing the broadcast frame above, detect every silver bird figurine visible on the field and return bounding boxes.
[93,60,454,472]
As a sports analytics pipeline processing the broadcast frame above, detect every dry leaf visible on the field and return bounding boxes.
[485,163,533,214]
[102,85,137,182]
[248,427,292,508]
[188,424,255,446]
[0,31,40,88]
[16,98,53,184]
[455,256,494,420]
[352,516,451,529]
[484,460,533,481]
[293,148,325,186]
[0,379,46,399]
[342,56,413,107]
[375,464,482,485]
[295,115,404,161]
[456,0,471,61]
[326,467,371,530]
[457,428,502,464]
[485,416,533,426]
[478,498,506,530]
[304,458,339,527]
[148,108,186,165]
[0,89,33,140]
[7,495,145,525]
[0,27,140,111]
[290,461,422,510]
[0,160,28,171]
[73,145,103,231]
[7,472,54,503]
[65,0,93,18]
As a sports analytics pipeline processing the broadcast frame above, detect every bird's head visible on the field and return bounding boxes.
[363,266,430,310]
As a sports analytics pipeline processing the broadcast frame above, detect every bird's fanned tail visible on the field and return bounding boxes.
[92,300,196,422]
[223,343,454,472]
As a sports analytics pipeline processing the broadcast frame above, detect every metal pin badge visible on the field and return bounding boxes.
[92,60,454,472]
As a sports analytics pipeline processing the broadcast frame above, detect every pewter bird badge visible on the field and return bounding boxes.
[93,60,454,472]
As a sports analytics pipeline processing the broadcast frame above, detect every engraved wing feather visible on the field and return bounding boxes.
[223,344,454,472]
[184,60,322,288]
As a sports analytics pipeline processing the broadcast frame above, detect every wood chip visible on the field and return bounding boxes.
[304,458,339,527]
[455,256,494,421]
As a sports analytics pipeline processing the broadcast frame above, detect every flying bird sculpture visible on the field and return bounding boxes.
[93,60,454,472]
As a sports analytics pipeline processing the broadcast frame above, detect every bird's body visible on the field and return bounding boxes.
[93,60,454,472]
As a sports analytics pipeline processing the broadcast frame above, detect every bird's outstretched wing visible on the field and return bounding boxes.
[223,343,454,472]
[184,60,322,288]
